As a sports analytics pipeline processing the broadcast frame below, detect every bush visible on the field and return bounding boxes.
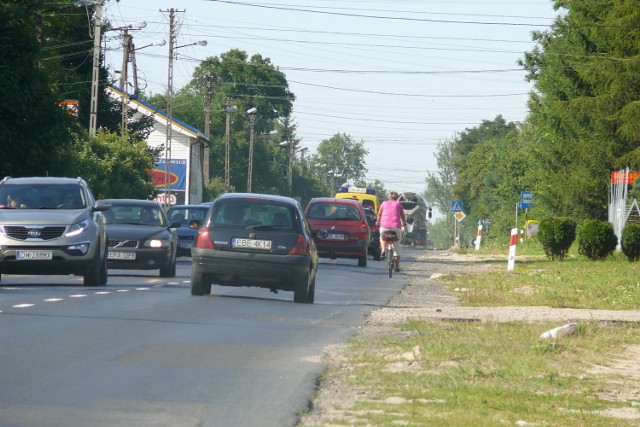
[577,219,617,260]
[622,223,640,261]
[537,217,576,261]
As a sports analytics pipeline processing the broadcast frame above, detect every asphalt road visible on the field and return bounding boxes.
[0,254,414,427]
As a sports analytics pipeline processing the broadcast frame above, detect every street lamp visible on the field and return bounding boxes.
[223,104,238,187]
[246,107,257,193]
[164,37,207,209]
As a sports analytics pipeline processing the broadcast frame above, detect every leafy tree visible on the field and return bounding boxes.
[0,1,76,177]
[311,133,368,192]
[64,130,158,199]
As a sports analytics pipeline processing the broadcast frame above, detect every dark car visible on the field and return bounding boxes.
[166,204,210,257]
[190,193,318,303]
[305,197,370,267]
[363,207,381,260]
[100,199,179,277]
[0,176,110,286]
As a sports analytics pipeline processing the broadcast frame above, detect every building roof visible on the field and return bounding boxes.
[105,85,209,142]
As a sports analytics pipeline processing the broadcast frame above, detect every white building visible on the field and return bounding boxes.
[106,85,208,206]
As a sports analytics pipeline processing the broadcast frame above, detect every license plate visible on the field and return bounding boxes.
[232,238,272,250]
[108,251,136,260]
[16,250,52,260]
[179,241,193,249]
[327,233,345,240]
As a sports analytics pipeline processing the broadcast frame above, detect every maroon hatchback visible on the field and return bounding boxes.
[305,197,370,267]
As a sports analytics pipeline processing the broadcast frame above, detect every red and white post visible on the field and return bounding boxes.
[507,228,517,271]
[475,224,483,251]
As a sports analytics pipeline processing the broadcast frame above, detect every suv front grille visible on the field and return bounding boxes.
[108,240,138,249]
[4,226,67,241]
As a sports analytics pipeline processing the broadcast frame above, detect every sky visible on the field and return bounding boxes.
[102,0,559,200]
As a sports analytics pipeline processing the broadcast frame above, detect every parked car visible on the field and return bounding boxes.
[304,197,370,267]
[363,207,381,260]
[0,176,110,285]
[166,204,210,256]
[190,193,318,303]
[99,199,178,277]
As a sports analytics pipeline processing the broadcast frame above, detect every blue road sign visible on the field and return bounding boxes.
[521,192,534,209]
[451,200,463,212]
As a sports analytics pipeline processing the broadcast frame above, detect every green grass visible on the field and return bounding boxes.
[299,241,640,426]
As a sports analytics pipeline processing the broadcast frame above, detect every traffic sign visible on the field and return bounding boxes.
[520,192,534,209]
[451,200,463,212]
[454,211,466,222]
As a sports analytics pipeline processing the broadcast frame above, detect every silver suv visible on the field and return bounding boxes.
[0,177,110,285]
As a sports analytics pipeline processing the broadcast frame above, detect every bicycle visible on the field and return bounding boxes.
[381,231,399,278]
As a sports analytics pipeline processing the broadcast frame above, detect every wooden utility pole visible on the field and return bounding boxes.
[203,72,212,188]
[119,30,132,131]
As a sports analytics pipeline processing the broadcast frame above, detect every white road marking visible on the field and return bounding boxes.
[94,291,111,295]
[135,288,150,291]
[70,294,87,298]
[45,298,63,302]
[13,304,34,308]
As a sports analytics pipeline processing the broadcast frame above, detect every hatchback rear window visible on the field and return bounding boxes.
[213,200,294,230]
[307,203,362,221]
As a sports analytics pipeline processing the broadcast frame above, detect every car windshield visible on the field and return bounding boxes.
[167,207,208,226]
[307,203,361,221]
[213,200,294,230]
[0,184,86,209]
[106,204,165,226]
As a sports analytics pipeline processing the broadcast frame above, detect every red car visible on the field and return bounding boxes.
[305,197,370,267]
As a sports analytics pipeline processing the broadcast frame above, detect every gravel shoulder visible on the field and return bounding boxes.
[298,249,640,425]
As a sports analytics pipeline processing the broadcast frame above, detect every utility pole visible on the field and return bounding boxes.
[119,30,132,132]
[89,0,104,136]
[203,72,212,188]
[160,8,184,209]
[130,41,139,97]
[224,100,232,187]
[247,111,256,193]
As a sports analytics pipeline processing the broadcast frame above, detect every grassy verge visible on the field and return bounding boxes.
[300,243,640,426]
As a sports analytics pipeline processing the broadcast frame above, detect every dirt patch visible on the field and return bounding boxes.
[298,250,640,425]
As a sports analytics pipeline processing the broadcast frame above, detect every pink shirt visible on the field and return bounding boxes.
[378,200,404,228]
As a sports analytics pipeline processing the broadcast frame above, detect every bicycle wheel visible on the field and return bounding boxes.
[387,244,393,278]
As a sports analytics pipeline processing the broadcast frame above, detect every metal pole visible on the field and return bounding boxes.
[119,30,131,132]
[247,114,256,193]
[164,9,175,210]
[287,142,293,196]
[225,103,231,187]
[203,72,211,188]
[89,0,103,136]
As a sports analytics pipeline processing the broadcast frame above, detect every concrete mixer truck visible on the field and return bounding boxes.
[398,192,432,248]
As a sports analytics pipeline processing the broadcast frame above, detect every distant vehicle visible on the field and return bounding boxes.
[167,204,210,257]
[363,207,381,260]
[398,192,432,248]
[100,199,179,277]
[334,186,380,214]
[0,176,110,286]
[190,193,318,303]
[305,197,370,267]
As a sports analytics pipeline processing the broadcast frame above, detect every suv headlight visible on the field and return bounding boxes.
[65,220,90,237]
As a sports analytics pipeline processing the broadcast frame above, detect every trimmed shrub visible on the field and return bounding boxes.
[537,217,576,261]
[622,223,640,261]
[577,219,617,260]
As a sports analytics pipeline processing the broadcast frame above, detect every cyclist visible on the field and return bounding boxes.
[376,191,407,271]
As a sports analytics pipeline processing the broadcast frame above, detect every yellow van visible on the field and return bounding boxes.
[335,187,380,213]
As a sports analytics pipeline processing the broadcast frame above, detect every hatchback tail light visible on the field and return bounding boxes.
[360,222,369,238]
[289,234,308,255]
[194,227,214,249]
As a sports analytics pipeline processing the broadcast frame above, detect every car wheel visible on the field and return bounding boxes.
[358,254,367,267]
[160,250,177,278]
[294,272,311,303]
[307,274,316,304]
[98,251,108,285]
[191,267,211,295]
[84,252,102,286]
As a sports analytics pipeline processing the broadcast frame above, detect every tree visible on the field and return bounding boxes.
[520,0,640,220]
[311,133,368,191]
[64,131,158,199]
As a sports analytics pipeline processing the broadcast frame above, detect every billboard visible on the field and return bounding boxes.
[151,159,187,191]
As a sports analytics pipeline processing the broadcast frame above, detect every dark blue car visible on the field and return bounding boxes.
[167,204,210,257]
